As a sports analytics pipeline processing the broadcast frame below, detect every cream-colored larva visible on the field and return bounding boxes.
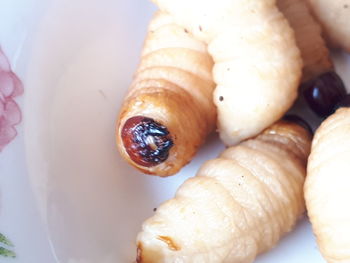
[305,107,350,263]
[277,0,333,82]
[152,0,303,146]
[137,120,311,263]
[306,0,350,52]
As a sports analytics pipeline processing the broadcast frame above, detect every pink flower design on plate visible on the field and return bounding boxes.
[0,47,23,152]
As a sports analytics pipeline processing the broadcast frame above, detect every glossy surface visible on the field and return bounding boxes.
[121,116,173,167]
[303,71,347,117]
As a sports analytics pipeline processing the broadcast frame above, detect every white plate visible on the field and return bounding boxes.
[1,0,350,262]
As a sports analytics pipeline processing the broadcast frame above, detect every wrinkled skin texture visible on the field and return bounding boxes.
[277,0,332,82]
[137,121,311,263]
[152,0,302,145]
[305,108,350,263]
[116,12,216,176]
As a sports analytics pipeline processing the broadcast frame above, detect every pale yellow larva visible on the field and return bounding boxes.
[137,120,311,263]
[152,0,303,146]
[305,108,350,263]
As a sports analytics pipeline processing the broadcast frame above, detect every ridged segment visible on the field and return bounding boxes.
[305,108,350,263]
[116,12,215,176]
[137,121,311,262]
[306,0,350,52]
[152,0,303,145]
[277,0,332,82]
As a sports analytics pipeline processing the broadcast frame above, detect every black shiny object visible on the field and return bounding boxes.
[302,72,347,118]
[333,94,350,112]
[283,114,313,135]
[132,117,173,165]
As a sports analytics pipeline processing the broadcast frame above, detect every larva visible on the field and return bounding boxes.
[137,119,311,263]
[116,11,216,176]
[305,107,350,263]
[306,0,350,52]
[152,0,303,145]
[277,0,333,82]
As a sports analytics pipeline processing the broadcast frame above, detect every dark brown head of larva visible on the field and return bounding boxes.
[121,116,174,167]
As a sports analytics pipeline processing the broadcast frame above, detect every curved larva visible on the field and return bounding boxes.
[137,120,311,263]
[277,0,333,82]
[116,12,216,176]
[152,0,303,145]
[306,0,350,53]
[305,108,350,263]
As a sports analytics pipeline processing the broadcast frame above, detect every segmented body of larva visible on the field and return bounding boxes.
[137,120,311,263]
[152,0,303,146]
[277,0,333,82]
[305,107,350,263]
[116,12,216,176]
[306,0,350,52]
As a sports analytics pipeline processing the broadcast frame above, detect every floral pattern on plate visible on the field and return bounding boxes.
[0,46,23,152]
[0,46,21,258]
